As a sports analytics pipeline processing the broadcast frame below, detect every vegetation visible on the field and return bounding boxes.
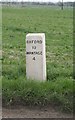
[2,6,73,112]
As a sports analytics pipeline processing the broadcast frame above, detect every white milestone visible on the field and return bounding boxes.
[26,33,46,81]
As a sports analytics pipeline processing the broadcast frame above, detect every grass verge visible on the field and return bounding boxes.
[2,6,73,113]
[2,77,73,113]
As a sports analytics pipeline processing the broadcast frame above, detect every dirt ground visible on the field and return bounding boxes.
[2,105,73,118]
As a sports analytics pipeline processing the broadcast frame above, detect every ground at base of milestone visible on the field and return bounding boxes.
[2,105,73,118]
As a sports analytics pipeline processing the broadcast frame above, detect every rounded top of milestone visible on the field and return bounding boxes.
[26,33,45,37]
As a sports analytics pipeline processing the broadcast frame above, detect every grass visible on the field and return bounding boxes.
[2,6,74,112]
[3,77,73,112]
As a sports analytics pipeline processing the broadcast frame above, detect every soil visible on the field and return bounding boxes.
[2,105,73,118]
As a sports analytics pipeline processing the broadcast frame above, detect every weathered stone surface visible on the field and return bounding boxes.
[26,33,46,81]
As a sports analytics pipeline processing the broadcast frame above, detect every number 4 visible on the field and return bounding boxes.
[33,57,35,60]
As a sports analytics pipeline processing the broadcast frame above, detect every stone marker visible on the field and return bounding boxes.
[26,33,46,81]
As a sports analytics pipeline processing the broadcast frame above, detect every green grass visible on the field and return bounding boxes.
[2,6,74,112]
[2,77,73,112]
